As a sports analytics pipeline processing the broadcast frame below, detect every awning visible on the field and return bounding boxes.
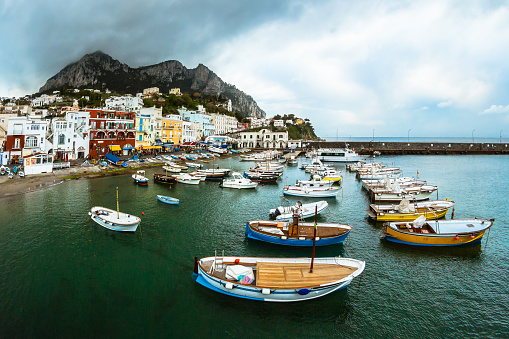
[142,145,162,149]
[122,147,135,150]
[109,145,121,151]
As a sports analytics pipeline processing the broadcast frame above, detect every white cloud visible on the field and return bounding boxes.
[438,100,453,108]
[481,105,509,115]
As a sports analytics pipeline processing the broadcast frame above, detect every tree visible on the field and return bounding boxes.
[143,98,155,107]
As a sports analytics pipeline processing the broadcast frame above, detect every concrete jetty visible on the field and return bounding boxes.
[306,141,509,155]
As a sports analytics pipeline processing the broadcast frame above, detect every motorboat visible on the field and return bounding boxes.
[287,156,298,165]
[195,168,230,180]
[315,148,364,163]
[369,182,438,202]
[384,216,494,246]
[269,200,329,221]
[220,172,258,189]
[296,175,334,188]
[243,171,280,183]
[176,173,201,185]
[132,170,149,185]
[245,219,352,246]
[157,195,179,205]
[189,172,207,182]
[186,162,203,169]
[283,185,341,198]
[367,199,455,222]
[193,254,365,302]
[89,188,140,232]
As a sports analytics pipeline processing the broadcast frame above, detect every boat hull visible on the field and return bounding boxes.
[283,188,340,198]
[245,224,350,246]
[89,207,140,232]
[384,229,486,246]
[370,208,449,222]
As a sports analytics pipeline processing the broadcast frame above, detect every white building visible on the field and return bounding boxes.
[48,111,90,160]
[6,116,50,161]
[210,113,238,135]
[238,129,288,149]
[31,94,56,107]
[182,120,195,142]
[273,120,284,127]
[104,95,144,112]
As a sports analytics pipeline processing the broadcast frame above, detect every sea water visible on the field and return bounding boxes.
[0,154,507,338]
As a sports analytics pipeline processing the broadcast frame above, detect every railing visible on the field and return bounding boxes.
[53,162,70,169]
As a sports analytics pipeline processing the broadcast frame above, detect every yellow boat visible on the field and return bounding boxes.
[368,199,455,222]
[384,217,494,246]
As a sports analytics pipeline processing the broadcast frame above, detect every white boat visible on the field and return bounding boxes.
[287,156,298,165]
[176,173,201,185]
[220,172,258,189]
[189,172,207,182]
[283,185,341,198]
[132,170,149,185]
[316,148,364,163]
[162,165,182,173]
[369,182,438,202]
[89,188,140,232]
[296,175,334,187]
[270,200,329,221]
[193,255,365,302]
[0,165,5,175]
[186,162,203,168]
[18,171,25,178]
[208,146,227,154]
[8,172,14,179]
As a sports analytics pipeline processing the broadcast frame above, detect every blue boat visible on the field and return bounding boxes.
[231,150,239,154]
[245,220,352,246]
[171,155,178,159]
[105,153,127,167]
[13,166,17,174]
[157,195,179,205]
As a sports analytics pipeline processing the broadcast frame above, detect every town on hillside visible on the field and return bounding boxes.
[0,86,318,168]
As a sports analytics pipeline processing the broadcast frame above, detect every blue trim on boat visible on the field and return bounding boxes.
[195,274,265,301]
[385,235,483,246]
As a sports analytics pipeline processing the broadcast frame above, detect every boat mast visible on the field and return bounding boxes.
[116,186,120,219]
[310,205,317,273]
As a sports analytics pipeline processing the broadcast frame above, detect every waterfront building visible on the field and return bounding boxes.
[135,107,162,148]
[288,140,303,149]
[4,116,50,163]
[104,95,143,112]
[161,115,183,146]
[179,107,214,137]
[48,111,90,161]
[182,120,196,143]
[87,109,136,158]
[0,113,18,148]
[210,113,238,135]
[238,129,288,149]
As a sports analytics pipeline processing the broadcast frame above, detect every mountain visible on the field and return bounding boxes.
[38,51,265,118]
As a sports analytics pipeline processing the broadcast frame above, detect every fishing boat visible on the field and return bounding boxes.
[176,173,201,185]
[384,216,494,246]
[157,195,179,205]
[270,200,329,221]
[220,172,258,189]
[189,172,207,182]
[186,162,203,169]
[369,182,438,202]
[315,148,364,163]
[193,254,365,302]
[132,170,149,185]
[245,218,351,246]
[153,167,177,184]
[287,156,298,165]
[89,187,140,232]
[243,171,280,183]
[283,185,341,198]
[296,175,334,187]
[368,199,455,222]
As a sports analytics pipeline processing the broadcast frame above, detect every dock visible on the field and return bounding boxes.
[283,151,302,159]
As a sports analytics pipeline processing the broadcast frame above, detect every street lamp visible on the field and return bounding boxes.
[500,130,503,143]
[472,129,475,143]
[408,129,411,143]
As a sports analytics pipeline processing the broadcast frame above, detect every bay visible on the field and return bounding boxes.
[0,154,508,338]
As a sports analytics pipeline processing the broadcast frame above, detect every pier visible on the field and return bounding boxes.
[306,141,509,155]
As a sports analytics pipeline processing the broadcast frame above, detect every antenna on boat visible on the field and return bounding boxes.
[116,186,119,219]
[310,205,318,273]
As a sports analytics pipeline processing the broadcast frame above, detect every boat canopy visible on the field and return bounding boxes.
[105,153,122,163]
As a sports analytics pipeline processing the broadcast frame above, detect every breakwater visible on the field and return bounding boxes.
[307,141,509,155]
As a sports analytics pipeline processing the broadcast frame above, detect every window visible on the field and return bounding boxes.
[139,135,142,141]
[14,138,20,148]
[250,135,253,139]
[58,134,65,145]
[163,122,166,128]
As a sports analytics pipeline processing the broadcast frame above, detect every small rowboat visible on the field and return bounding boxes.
[89,187,140,232]
[132,170,149,185]
[384,216,494,246]
[153,173,176,184]
[270,200,328,221]
[368,199,455,222]
[157,195,179,205]
[193,255,365,302]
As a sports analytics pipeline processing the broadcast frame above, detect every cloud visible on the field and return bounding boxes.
[438,100,453,108]
[481,105,509,115]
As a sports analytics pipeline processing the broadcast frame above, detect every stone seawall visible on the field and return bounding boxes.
[306,141,509,155]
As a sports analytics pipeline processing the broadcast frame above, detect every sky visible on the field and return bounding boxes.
[1,0,508,139]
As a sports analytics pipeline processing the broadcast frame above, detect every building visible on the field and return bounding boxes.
[48,111,90,161]
[169,88,181,96]
[31,94,56,107]
[0,113,18,148]
[210,113,238,135]
[238,129,288,149]
[4,116,50,163]
[179,107,214,137]
[87,109,136,158]
[143,87,159,98]
[104,96,143,112]
[22,153,54,175]
[161,115,184,146]
[181,120,195,143]
[273,120,285,128]
[295,118,304,124]
[287,140,303,149]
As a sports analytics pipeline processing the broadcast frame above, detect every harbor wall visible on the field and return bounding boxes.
[305,141,509,155]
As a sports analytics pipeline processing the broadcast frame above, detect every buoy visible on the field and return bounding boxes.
[262,184,264,186]
[454,236,459,240]
[69,211,71,215]
[470,235,474,239]
[142,212,145,216]
[234,259,240,264]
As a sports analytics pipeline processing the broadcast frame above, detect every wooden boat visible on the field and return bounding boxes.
[369,183,438,202]
[193,255,365,302]
[157,195,179,205]
[132,170,149,185]
[296,175,334,187]
[153,173,177,184]
[270,200,328,221]
[368,199,455,222]
[196,168,230,180]
[384,216,494,246]
[283,185,341,198]
[162,165,181,173]
[220,172,258,189]
[245,218,351,246]
[176,173,201,185]
[244,171,280,183]
[89,187,140,232]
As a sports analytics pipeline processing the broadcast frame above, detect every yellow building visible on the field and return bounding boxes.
[295,118,304,125]
[161,115,183,145]
[169,88,181,96]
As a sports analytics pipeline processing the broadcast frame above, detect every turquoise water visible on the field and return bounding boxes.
[0,155,508,338]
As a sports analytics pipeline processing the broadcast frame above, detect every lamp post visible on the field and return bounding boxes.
[408,129,411,143]
[500,130,503,143]
[472,130,475,143]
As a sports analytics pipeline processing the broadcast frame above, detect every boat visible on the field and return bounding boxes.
[157,195,179,205]
[296,175,334,188]
[287,156,298,165]
[369,182,438,202]
[283,185,341,198]
[186,162,203,169]
[220,172,258,189]
[89,187,140,232]
[243,171,280,183]
[193,254,365,302]
[101,161,108,166]
[315,148,364,163]
[367,199,455,221]
[245,218,352,246]
[18,171,25,178]
[162,165,181,173]
[0,165,5,175]
[196,168,230,180]
[189,172,207,182]
[384,216,494,246]
[105,153,127,167]
[176,173,201,185]
[153,173,177,184]
[132,170,149,185]
[269,200,329,221]
[8,172,13,179]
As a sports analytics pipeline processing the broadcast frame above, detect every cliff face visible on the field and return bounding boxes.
[39,51,265,118]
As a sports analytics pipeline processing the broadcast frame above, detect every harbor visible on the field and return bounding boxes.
[0,153,507,337]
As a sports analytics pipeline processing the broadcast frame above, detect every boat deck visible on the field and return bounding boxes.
[256,262,356,288]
